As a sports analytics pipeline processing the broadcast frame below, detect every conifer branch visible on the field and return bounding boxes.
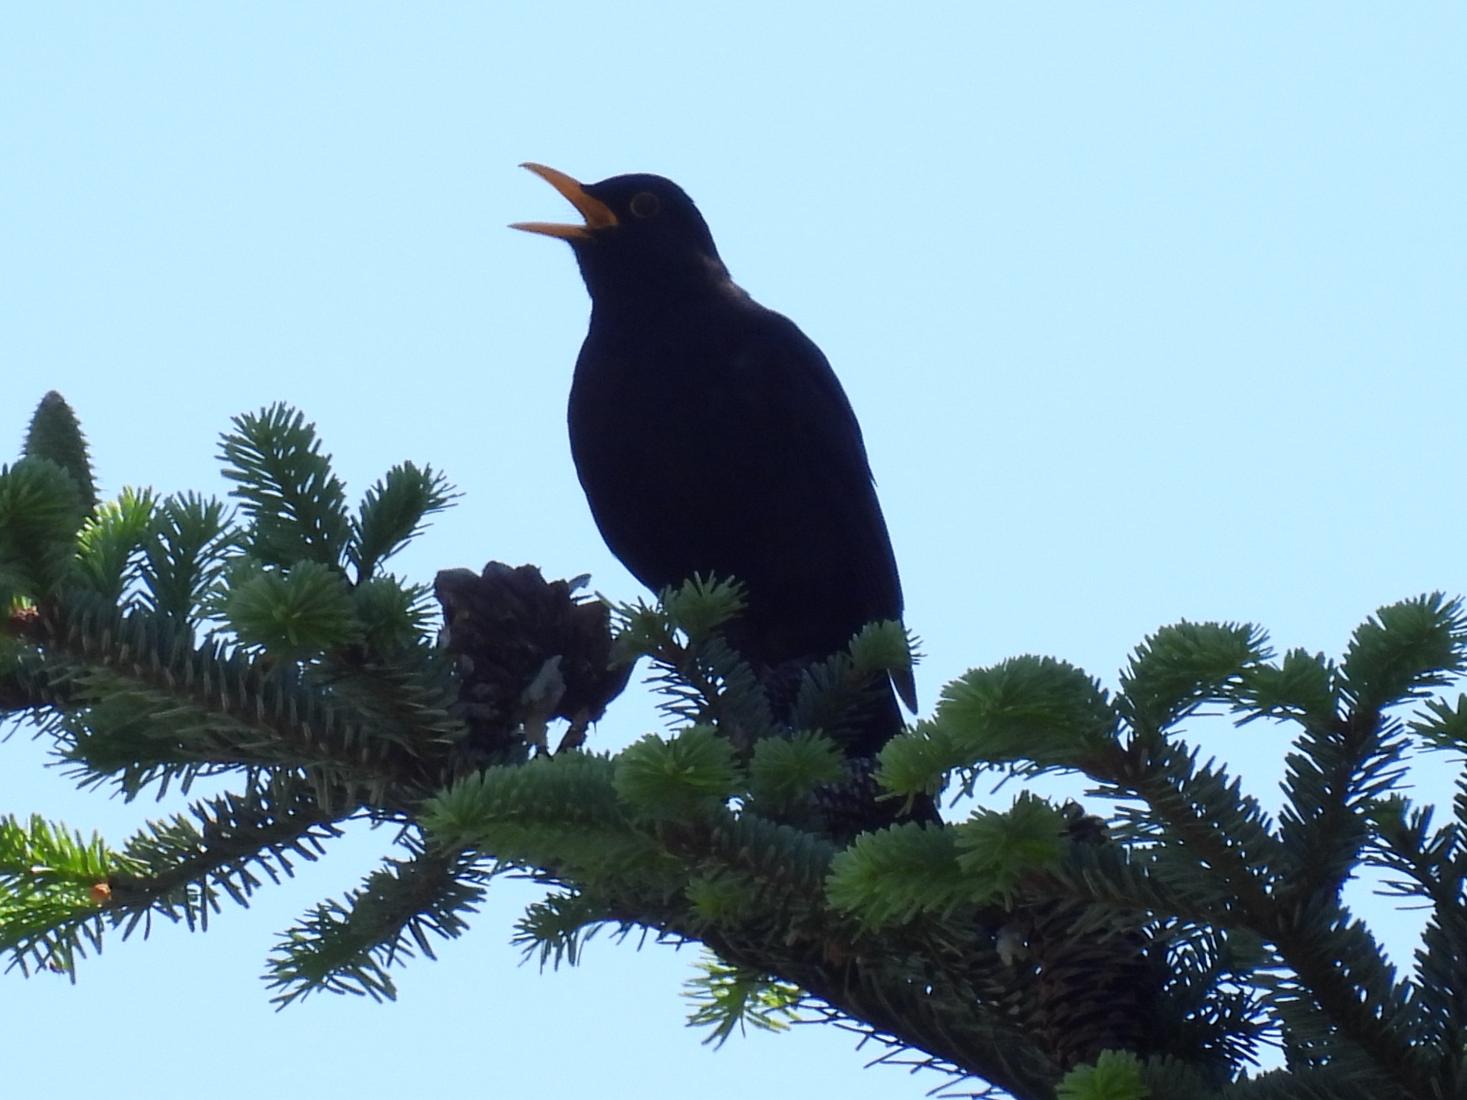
[1274,707,1406,903]
[684,955,803,1046]
[106,774,345,932]
[11,594,426,796]
[1363,794,1467,1070]
[512,889,627,969]
[1098,739,1433,1099]
[0,813,136,976]
[219,405,352,569]
[9,392,1467,1099]
[265,834,493,1005]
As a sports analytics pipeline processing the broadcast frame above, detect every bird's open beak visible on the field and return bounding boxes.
[510,163,618,240]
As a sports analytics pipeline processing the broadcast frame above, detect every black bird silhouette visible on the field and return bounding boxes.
[513,164,915,757]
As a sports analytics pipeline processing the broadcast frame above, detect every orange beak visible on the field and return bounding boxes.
[510,163,619,240]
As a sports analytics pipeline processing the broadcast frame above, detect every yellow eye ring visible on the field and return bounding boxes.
[630,192,660,219]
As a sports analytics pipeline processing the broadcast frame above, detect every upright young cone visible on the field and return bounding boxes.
[23,391,97,513]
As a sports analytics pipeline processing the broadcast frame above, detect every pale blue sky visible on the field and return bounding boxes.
[3,5,1464,1098]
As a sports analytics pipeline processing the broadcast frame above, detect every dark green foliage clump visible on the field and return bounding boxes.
[4,391,1467,1100]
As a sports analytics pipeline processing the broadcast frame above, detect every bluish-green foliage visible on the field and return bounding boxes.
[3,391,1465,1100]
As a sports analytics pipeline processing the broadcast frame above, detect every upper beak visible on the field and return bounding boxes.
[511,163,619,240]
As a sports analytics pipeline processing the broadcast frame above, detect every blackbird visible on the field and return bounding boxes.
[513,164,915,757]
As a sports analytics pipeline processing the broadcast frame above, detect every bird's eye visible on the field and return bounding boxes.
[629,192,660,219]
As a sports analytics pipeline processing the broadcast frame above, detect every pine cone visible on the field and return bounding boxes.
[434,563,632,759]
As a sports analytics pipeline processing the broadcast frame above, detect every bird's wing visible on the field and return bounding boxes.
[713,304,916,709]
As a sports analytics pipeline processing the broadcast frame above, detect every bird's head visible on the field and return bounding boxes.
[512,164,730,304]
